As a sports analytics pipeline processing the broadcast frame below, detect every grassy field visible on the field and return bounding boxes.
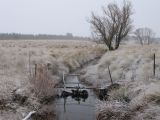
[80,43,160,120]
[2,40,160,120]
[0,40,106,120]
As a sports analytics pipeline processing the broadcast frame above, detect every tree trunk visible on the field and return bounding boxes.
[108,45,114,50]
[115,42,120,50]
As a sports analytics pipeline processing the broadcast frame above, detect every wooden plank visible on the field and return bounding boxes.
[62,72,66,90]
[56,86,99,89]
[65,82,80,84]
[64,74,81,76]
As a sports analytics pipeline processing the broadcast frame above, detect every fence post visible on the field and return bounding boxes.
[108,65,113,85]
[28,51,31,79]
[35,64,37,77]
[62,72,66,90]
[153,53,155,77]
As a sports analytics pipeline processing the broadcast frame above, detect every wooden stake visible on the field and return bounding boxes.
[153,53,156,76]
[35,64,37,77]
[28,51,31,78]
[62,72,66,90]
[108,66,113,85]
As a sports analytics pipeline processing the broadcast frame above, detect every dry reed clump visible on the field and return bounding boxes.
[130,82,160,109]
[132,104,160,120]
[108,86,130,103]
[30,64,57,99]
[96,101,131,120]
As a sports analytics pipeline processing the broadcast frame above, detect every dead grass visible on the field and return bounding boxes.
[80,43,160,120]
[0,40,106,119]
[30,64,56,98]
[0,40,105,99]
[96,101,131,120]
[108,86,130,103]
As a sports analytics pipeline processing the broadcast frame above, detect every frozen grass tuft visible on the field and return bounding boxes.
[96,101,131,120]
[108,86,130,103]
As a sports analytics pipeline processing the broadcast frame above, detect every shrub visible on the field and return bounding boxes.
[30,64,56,98]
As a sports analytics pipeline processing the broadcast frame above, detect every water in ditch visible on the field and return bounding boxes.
[54,75,96,120]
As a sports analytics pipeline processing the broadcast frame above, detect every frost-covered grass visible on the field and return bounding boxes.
[0,40,106,120]
[0,40,105,98]
[81,43,160,120]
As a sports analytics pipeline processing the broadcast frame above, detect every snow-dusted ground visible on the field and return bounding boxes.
[0,40,105,120]
[81,43,160,119]
[3,39,160,119]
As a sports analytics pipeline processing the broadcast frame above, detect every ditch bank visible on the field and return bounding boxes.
[31,53,123,120]
[30,54,106,120]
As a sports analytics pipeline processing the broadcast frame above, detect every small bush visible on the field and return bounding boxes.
[30,64,56,98]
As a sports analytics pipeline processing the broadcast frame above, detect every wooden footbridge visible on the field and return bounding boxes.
[56,72,115,101]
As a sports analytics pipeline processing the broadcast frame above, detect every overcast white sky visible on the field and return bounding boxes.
[0,0,160,37]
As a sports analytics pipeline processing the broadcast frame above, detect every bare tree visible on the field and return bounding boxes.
[89,1,133,50]
[134,28,155,45]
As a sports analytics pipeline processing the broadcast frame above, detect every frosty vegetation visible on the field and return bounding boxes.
[80,42,160,120]
[0,1,159,119]
[0,40,160,120]
[0,40,105,120]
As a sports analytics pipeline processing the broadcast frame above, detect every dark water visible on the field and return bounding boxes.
[55,76,96,120]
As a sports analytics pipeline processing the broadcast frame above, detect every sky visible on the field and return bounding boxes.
[0,0,160,37]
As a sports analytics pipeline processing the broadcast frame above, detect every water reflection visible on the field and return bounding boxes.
[61,89,89,112]
[55,76,96,120]
[61,89,88,101]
